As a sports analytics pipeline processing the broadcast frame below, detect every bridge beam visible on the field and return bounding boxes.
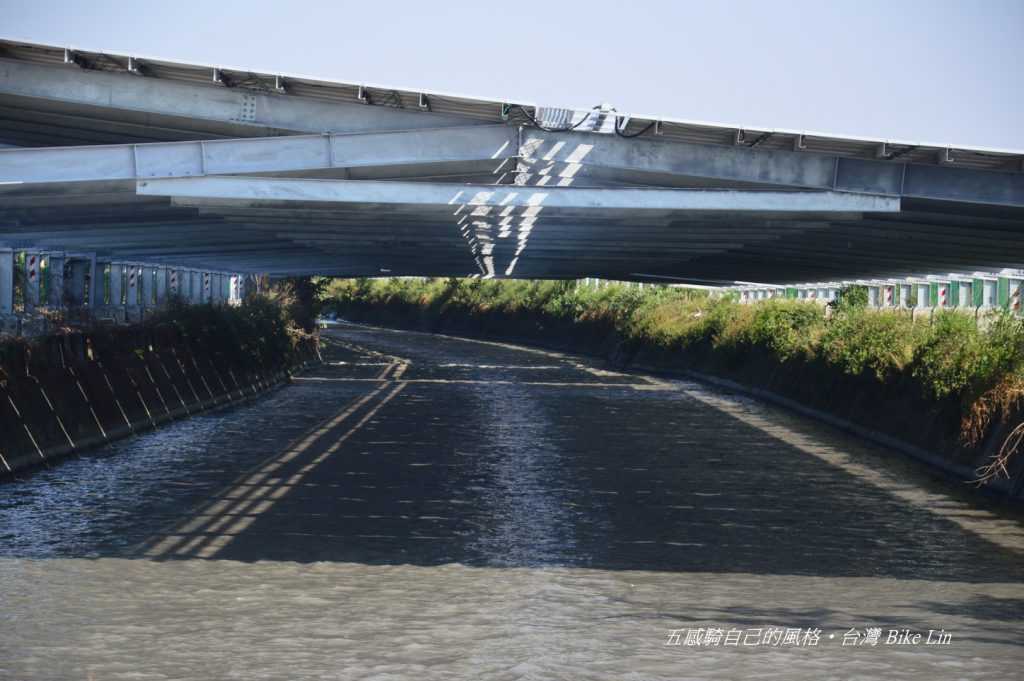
[524,131,1024,208]
[0,125,517,183]
[137,177,901,213]
[0,58,484,139]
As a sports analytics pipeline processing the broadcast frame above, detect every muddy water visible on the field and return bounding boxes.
[2,324,1023,680]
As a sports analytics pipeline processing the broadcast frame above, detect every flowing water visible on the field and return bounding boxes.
[2,324,1023,680]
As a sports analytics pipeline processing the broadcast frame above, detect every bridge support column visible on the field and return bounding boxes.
[155,266,168,307]
[109,262,124,321]
[141,265,155,313]
[0,248,13,315]
[917,284,930,309]
[239,273,262,300]
[85,255,99,310]
[213,273,225,305]
[67,258,88,307]
[47,252,65,308]
[174,268,184,301]
[190,270,202,304]
[202,271,212,304]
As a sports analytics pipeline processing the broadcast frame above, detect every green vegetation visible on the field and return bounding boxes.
[820,309,921,381]
[0,282,319,379]
[831,284,870,312]
[145,298,303,373]
[326,277,1024,472]
[145,278,321,372]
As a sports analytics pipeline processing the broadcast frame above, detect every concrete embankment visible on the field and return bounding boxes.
[0,326,319,477]
[332,308,1024,501]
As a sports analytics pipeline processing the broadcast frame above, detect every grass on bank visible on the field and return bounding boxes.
[325,277,1024,469]
[137,279,322,372]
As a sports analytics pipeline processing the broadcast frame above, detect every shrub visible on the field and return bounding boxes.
[833,285,869,312]
[974,312,1024,393]
[911,311,982,399]
[742,300,824,361]
[148,291,308,372]
[820,309,918,381]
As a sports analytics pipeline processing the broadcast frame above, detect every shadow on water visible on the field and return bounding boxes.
[915,595,1024,623]
[3,326,1024,584]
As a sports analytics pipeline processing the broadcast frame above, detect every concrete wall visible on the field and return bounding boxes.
[0,330,320,477]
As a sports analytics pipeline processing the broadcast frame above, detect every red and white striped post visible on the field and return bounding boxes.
[126,264,138,307]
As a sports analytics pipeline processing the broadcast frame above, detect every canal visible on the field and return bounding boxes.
[2,323,1023,679]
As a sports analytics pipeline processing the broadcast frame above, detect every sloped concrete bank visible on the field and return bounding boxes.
[625,342,1024,500]
[333,308,1024,501]
[0,326,320,478]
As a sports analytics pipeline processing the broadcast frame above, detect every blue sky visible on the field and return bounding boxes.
[2,0,1022,149]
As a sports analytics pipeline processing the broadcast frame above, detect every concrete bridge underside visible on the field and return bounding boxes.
[0,39,1022,286]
